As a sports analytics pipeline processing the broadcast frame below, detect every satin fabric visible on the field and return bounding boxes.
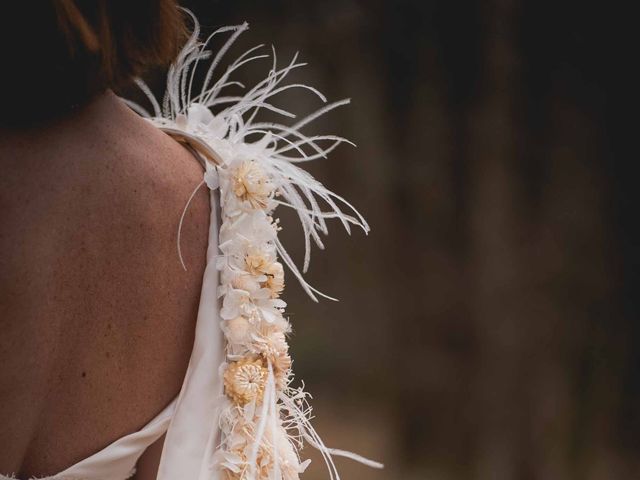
[156,164,224,480]
[57,400,176,480]
[2,167,223,480]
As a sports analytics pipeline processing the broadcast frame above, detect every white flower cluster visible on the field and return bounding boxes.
[214,155,307,479]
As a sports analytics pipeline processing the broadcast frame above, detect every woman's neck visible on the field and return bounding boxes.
[0,90,143,174]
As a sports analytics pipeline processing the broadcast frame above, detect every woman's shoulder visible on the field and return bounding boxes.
[0,93,210,476]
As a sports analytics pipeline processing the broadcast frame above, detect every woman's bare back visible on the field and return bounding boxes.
[0,91,210,478]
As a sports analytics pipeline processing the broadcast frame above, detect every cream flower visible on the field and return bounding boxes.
[272,353,292,390]
[231,272,262,293]
[255,296,287,324]
[224,357,268,406]
[232,160,274,210]
[225,316,252,346]
[257,328,289,358]
[245,248,273,276]
[220,288,254,321]
[263,261,285,298]
[217,448,245,478]
[249,328,291,390]
[219,211,278,248]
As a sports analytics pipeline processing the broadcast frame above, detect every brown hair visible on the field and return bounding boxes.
[2,1,186,126]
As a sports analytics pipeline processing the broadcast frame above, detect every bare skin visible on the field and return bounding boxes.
[0,91,210,479]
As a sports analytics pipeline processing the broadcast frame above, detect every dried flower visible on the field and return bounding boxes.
[251,328,291,390]
[226,316,251,345]
[231,273,261,293]
[232,160,274,209]
[224,357,268,405]
[245,248,273,276]
[263,261,285,298]
[258,328,289,357]
[272,352,292,390]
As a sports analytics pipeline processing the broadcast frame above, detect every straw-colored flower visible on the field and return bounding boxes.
[226,316,252,346]
[252,328,291,390]
[245,248,273,276]
[263,261,285,298]
[272,352,292,390]
[232,160,274,210]
[224,357,268,405]
[258,329,289,357]
[231,272,261,293]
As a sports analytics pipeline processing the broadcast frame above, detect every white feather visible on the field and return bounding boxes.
[125,12,380,479]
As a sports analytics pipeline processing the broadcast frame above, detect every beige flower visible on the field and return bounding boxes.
[259,328,289,357]
[224,357,268,405]
[231,273,260,292]
[272,352,292,390]
[263,261,285,298]
[265,328,289,356]
[244,249,272,276]
[232,160,274,209]
[222,467,243,480]
[240,441,272,480]
[226,316,251,345]
[254,328,291,390]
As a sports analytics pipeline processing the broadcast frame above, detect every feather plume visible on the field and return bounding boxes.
[126,11,380,480]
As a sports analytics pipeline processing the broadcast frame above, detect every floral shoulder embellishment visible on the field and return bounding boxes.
[127,11,382,480]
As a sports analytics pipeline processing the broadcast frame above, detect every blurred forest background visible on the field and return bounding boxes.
[154,1,638,478]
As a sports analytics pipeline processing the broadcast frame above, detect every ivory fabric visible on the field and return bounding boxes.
[1,175,223,480]
[156,165,224,480]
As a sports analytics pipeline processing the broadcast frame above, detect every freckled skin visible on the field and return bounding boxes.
[0,91,210,479]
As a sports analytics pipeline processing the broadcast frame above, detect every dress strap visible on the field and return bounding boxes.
[55,399,176,480]
[156,167,224,480]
